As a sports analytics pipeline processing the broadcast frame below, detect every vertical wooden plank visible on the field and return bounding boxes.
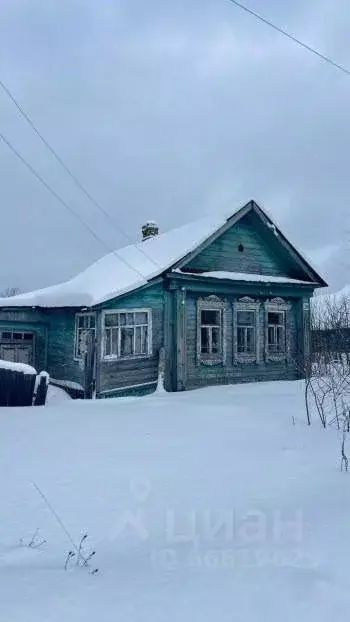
[34,374,49,406]
[291,297,309,376]
[163,291,173,391]
[302,297,311,358]
[84,332,96,399]
[295,298,304,360]
[43,325,49,371]
[94,309,102,397]
[175,288,187,391]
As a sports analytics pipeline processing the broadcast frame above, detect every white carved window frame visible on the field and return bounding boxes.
[233,297,260,364]
[264,298,291,362]
[196,295,227,366]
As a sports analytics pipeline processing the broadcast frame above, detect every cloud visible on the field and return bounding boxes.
[0,0,349,291]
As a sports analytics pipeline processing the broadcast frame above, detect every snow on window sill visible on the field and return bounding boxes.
[102,353,152,363]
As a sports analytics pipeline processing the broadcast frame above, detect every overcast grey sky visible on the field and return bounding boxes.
[0,0,349,293]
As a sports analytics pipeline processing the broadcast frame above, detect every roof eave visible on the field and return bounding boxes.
[167,271,319,289]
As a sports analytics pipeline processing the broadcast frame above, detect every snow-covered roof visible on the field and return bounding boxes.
[0,200,324,309]
[0,213,229,308]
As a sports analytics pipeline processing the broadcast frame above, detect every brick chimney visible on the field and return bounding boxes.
[142,221,159,241]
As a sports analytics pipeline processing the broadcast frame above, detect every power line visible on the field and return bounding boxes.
[226,0,350,77]
[0,77,159,269]
[0,131,150,283]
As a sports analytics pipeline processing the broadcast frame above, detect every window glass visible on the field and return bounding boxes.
[103,310,151,358]
[201,310,220,326]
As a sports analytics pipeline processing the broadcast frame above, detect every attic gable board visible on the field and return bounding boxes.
[181,212,304,279]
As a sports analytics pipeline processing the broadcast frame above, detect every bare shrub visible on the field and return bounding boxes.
[300,293,350,428]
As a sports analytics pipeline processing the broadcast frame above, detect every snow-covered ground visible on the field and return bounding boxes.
[0,381,349,621]
[46,384,73,404]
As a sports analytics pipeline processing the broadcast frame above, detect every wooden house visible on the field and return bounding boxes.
[0,201,327,397]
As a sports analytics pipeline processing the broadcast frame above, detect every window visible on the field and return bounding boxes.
[200,309,222,357]
[197,296,227,365]
[102,310,151,360]
[237,310,256,354]
[267,311,285,354]
[233,298,260,363]
[74,313,96,359]
[264,298,290,360]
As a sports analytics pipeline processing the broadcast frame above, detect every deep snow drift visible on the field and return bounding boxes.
[0,381,349,621]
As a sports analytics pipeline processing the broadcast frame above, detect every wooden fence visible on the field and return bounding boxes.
[0,367,49,407]
[312,328,350,355]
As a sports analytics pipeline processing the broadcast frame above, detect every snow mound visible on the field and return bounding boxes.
[46,384,72,403]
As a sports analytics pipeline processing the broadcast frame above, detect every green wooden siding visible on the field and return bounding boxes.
[0,308,84,384]
[182,291,301,390]
[46,309,84,386]
[183,213,298,277]
[96,283,164,396]
[0,309,48,371]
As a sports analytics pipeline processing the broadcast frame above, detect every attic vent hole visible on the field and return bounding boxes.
[238,243,244,252]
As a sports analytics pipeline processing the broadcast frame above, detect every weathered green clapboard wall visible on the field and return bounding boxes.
[96,282,164,397]
[0,283,165,397]
[166,275,313,392]
[183,291,301,391]
[166,208,316,391]
[0,307,84,385]
[45,309,84,386]
[183,211,305,279]
[0,309,48,371]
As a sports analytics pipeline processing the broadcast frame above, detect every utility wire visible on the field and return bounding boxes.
[226,0,350,77]
[0,132,150,283]
[0,77,159,268]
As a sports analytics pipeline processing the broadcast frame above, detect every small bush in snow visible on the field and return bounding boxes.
[64,532,98,575]
[20,528,46,549]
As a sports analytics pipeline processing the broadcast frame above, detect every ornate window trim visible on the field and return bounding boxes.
[233,297,260,364]
[196,295,227,366]
[264,297,291,362]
